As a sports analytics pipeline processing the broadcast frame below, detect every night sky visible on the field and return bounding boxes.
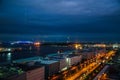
[0,0,120,42]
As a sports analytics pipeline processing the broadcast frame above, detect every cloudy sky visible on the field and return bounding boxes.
[0,0,120,42]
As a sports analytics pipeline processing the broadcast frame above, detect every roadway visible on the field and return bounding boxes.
[49,50,116,80]
[66,62,98,80]
[67,50,116,80]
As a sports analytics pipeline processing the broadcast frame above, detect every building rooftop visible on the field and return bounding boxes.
[15,63,44,71]
[13,56,41,63]
[40,60,58,65]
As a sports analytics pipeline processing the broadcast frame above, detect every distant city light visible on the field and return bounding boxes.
[34,42,41,47]
[11,41,33,44]
[94,44,106,48]
[8,48,11,51]
[74,44,82,49]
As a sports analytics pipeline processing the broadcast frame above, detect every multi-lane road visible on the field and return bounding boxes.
[50,50,116,80]
[67,50,116,80]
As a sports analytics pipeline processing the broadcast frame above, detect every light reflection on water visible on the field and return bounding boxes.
[7,53,11,61]
[0,46,74,63]
[0,53,11,62]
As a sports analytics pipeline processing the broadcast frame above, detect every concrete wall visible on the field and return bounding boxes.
[70,55,82,66]
[26,67,45,80]
[7,73,26,80]
[59,59,67,71]
[43,61,59,79]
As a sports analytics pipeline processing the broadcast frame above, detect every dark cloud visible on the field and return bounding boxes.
[0,0,120,41]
